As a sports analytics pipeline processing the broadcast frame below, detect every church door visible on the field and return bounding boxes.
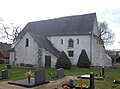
[45,56,51,68]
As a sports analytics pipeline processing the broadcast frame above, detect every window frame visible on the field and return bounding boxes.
[68,51,74,57]
[68,38,74,48]
[77,39,79,44]
[61,39,63,44]
[25,38,29,47]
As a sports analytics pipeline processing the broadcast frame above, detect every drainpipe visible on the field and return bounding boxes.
[90,32,93,65]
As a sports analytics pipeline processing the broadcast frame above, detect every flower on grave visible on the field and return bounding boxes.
[63,85,70,89]
[94,72,102,77]
[25,70,33,83]
[76,83,89,88]
[25,70,33,78]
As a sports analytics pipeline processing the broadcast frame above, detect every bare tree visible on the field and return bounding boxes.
[0,18,21,42]
[98,21,115,47]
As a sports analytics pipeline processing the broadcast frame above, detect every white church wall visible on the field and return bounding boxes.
[91,21,112,66]
[14,33,40,66]
[92,36,112,66]
[47,35,91,65]
[41,48,57,68]
[92,19,100,36]
[9,52,14,65]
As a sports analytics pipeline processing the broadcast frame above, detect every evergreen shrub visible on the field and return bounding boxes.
[55,51,72,69]
[77,49,91,68]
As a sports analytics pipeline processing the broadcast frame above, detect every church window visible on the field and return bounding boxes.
[61,39,63,44]
[77,39,79,44]
[68,38,74,48]
[26,38,29,47]
[68,51,74,57]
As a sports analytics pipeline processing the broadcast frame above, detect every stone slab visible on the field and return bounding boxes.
[8,78,49,88]
[8,78,35,88]
[80,74,90,79]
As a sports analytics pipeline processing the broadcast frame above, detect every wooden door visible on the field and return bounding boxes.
[45,56,51,68]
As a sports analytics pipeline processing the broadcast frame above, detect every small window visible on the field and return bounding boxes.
[77,39,79,44]
[61,39,63,44]
[68,51,74,57]
[68,38,74,48]
[26,38,29,47]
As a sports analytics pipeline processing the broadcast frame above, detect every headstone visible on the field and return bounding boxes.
[35,69,46,85]
[57,68,64,78]
[2,69,8,79]
[102,66,105,78]
[7,64,11,69]
[90,72,94,89]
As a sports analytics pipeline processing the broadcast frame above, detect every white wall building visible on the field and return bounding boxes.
[9,13,112,68]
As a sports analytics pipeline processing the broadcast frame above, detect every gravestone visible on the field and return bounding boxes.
[102,66,105,78]
[90,72,94,89]
[2,69,8,79]
[57,68,64,78]
[7,64,11,69]
[35,69,47,85]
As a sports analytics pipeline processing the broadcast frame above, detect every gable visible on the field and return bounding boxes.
[29,33,60,58]
[93,18,100,36]
[17,13,96,39]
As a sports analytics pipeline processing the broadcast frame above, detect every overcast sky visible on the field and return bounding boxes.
[0,0,120,50]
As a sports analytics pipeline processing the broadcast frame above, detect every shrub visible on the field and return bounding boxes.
[20,63,24,66]
[0,60,4,64]
[55,51,72,69]
[77,49,91,68]
[24,64,34,67]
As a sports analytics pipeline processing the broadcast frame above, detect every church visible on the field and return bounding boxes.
[9,13,112,68]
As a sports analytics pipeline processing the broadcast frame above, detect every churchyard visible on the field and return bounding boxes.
[0,64,120,89]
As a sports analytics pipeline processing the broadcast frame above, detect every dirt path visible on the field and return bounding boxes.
[0,76,77,89]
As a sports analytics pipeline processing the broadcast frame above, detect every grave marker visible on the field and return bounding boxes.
[2,69,8,79]
[57,68,64,78]
[90,72,94,89]
[102,66,105,78]
[35,69,49,85]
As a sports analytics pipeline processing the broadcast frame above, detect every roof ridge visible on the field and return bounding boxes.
[29,12,96,23]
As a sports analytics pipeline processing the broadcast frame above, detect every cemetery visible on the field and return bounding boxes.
[0,64,120,89]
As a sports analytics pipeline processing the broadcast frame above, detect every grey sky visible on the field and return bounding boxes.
[0,0,120,49]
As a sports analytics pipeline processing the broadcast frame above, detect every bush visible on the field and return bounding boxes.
[24,64,34,67]
[0,60,4,64]
[55,51,72,69]
[77,49,91,68]
[20,63,24,66]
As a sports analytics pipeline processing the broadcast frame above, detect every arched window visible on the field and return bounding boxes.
[68,38,74,48]
[26,38,29,47]
[61,39,63,44]
[77,39,79,44]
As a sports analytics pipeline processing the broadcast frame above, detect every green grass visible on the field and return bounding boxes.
[46,65,120,89]
[0,64,120,89]
[0,64,35,82]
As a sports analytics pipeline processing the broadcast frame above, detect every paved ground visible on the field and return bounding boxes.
[0,76,77,89]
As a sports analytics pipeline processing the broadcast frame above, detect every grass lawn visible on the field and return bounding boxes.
[0,64,120,89]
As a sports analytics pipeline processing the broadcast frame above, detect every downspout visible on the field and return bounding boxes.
[90,32,93,65]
